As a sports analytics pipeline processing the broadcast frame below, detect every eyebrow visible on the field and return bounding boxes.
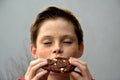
[40,35,53,40]
[41,34,75,38]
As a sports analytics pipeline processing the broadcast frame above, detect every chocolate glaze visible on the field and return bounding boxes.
[42,57,75,73]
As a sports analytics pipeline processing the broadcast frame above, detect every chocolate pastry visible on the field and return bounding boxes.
[42,57,75,73]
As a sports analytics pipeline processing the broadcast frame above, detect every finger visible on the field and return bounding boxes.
[70,71,82,80]
[25,58,47,79]
[28,60,48,79]
[69,57,86,65]
[69,57,89,76]
[26,58,46,76]
[32,70,49,80]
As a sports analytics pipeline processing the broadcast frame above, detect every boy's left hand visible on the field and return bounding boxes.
[69,57,93,80]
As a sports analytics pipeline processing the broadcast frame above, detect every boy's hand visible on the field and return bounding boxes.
[25,58,49,80]
[69,57,93,80]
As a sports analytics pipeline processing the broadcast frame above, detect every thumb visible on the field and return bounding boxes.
[70,71,82,80]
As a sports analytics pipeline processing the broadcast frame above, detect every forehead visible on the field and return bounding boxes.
[38,18,75,35]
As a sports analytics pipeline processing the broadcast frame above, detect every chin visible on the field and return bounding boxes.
[49,71,68,75]
[49,72,59,75]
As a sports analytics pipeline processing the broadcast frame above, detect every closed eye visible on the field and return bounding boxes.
[63,39,73,44]
[43,42,52,44]
[42,40,52,45]
[63,41,72,44]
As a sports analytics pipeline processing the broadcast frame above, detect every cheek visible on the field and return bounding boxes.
[36,47,51,59]
[64,46,79,57]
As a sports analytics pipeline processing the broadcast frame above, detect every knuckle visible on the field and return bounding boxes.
[83,66,87,71]
[29,61,35,67]
[31,67,36,72]
[83,62,87,66]
[82,62,88,71]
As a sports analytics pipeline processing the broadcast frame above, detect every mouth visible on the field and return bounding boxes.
[42,57,75,73]
[50,55,70,59]
[49,56,63,59]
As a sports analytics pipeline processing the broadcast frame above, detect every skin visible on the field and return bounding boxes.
[25,18,92,80]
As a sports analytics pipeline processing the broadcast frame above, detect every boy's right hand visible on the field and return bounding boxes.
[25,58,49,80]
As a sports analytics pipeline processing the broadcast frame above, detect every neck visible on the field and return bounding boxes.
[47,72,70,80]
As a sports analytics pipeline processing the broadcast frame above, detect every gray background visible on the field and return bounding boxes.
[0,0,120,80]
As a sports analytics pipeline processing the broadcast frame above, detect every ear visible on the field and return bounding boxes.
[30,44,38,59]
[77,42,84,58]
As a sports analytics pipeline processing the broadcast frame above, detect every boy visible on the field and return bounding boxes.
[19,6,94,80]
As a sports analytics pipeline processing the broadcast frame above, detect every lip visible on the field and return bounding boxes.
[51,55,66,59]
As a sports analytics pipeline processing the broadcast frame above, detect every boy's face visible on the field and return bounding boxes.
[30,18,84,59]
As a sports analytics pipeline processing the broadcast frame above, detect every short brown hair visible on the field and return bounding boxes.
[30,6,83,47]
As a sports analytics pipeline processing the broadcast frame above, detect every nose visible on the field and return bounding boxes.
[52,42,63,54]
